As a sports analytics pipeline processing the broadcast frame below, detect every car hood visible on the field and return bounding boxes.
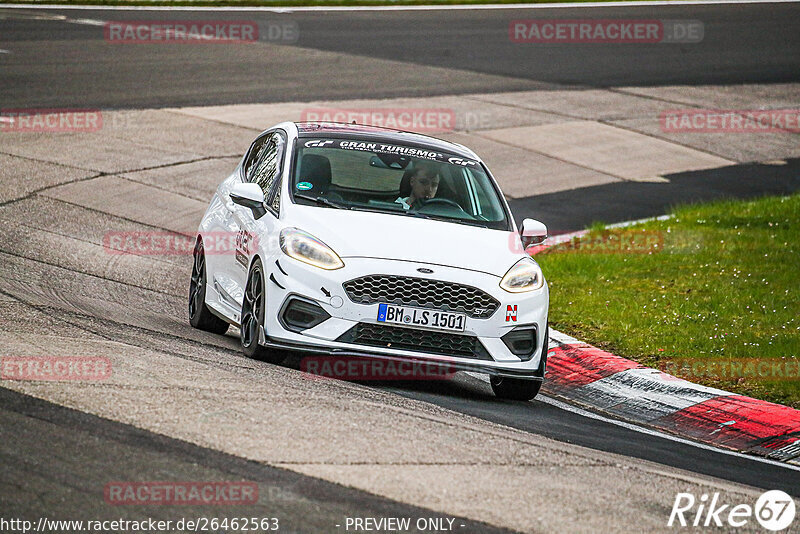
[288,206,525,277]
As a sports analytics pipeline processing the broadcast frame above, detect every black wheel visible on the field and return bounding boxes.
[490,376,542,401]
[189,239,229,335]
[240,259,286,364]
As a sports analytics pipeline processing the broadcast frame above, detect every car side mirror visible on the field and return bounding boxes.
[230,182,267,219]
[520,218,548,248]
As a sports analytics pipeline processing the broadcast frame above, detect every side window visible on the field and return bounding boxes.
[249,132,285,213]
[244,134,270,181]
[464,170,483,216]
[271,182,281,213]
[463,168,504,221]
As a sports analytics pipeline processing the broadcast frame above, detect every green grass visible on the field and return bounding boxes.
[537,194,800,408]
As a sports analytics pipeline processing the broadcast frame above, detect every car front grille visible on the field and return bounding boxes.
[342,275,499,318]
[336,323,492,360]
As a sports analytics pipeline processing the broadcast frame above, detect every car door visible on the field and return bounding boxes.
[206,132,274,317]
[228,130,286,313]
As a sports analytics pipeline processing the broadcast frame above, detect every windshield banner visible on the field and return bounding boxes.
[303,138,480,167]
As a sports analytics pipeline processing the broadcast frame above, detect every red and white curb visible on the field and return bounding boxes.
[545,329,800,465]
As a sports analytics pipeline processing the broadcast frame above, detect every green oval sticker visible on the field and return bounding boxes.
[296,181,313,191]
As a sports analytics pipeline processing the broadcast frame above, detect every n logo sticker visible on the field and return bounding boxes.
[506,305,518,322]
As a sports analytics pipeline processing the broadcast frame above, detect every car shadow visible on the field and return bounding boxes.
[279,351,505,402]
[509,158,800,233]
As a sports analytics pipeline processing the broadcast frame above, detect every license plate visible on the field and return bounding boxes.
[376,303,466,332]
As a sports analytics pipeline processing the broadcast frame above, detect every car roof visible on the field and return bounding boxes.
[294,121,480,161]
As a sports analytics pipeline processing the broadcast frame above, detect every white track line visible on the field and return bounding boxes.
[67,17,105,26]
[0,0,797,11]
[605,213,673,229]
[465,371,800,471]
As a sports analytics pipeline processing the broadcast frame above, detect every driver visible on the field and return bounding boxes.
[395,162,440,210]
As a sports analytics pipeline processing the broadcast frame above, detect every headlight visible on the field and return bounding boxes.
[280,228,344,270]
[499,258,544,292]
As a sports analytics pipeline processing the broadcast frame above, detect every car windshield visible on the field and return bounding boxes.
[291,138,510,230]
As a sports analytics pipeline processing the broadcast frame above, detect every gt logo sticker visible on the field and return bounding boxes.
[447,156,478,167]
[304,139,334,148]
[506,305,518,322]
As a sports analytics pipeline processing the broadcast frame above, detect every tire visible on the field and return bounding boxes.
[490,376,542,401]
[240,259,286,364]
[189,239,229,335]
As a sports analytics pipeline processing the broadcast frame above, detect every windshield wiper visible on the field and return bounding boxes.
[445,218,490,229]
[341,205,431,219]
[294,193,350,209]
[402,210,432,220]
[405,211,489,228]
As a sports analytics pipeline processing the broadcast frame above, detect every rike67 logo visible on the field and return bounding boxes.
[669,490,796,531]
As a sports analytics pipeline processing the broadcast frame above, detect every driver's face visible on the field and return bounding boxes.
[410,172,439,201]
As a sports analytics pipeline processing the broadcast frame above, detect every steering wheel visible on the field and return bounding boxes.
[415,197,463,210]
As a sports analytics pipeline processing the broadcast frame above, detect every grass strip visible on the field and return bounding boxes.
[537,194,800,408]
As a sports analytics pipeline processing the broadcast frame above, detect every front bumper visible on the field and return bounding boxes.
[262,255,549,378]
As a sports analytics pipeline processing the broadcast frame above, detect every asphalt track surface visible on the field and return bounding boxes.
[349,374,800,494]
[0,2,798,108]
[1,2,800,531]
[0,387,513,533]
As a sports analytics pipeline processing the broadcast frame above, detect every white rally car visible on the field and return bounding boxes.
[189,122,549,400]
